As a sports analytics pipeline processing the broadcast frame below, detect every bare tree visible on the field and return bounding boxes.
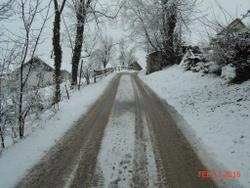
[0,0,15,21]
[118,40,136,69]
[0,0,18,146]
[16,0,51,138]
[70,0,124,86]
[52,0,67,104]
[0,0,15,41]
[77,30,99,89]
[91,35,114,69]
[0,43,19,147]
[123,0,197,64]
[100,36,113,69]
[70,0,92,86]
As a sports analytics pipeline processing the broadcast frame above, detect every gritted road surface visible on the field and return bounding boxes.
[15,73,217,188]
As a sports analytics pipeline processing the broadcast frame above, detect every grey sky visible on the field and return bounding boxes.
[1,0,250,70]
[189,0,250,44]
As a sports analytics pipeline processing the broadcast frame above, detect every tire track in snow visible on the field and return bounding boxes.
[93,75,136,188]
[93,74,160,188]
[132,79,160,188]
[15,75,121,188]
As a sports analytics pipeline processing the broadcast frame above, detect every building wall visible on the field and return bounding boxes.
[3,58,72,92]
[9,62,54,91]
[146,52,163,74]
[217,19,247,37]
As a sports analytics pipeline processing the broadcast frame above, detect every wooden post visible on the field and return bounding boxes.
[65,85,70,100]
[94,70,96,83]
[78,60,83,90]
[0,126,5,148]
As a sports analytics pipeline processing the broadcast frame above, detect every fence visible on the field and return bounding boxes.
[93,68,114,83]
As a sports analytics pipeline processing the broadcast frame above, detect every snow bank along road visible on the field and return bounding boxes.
[15,73,216,188]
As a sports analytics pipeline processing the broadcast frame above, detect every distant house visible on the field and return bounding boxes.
[210,18,248,45]
[61,70,71,82]
[128,61,142,71]
[9,57,71,91]
[210,18,250,50]
[217,18,247,37]
[210,18,250,83]
[10,57,54,90]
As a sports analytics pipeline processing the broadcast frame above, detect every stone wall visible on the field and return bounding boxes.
[146,51,163,74]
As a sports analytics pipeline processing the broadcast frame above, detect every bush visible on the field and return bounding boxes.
[212,32,250,82]
[231,62,250,83]
[213,32,250,64]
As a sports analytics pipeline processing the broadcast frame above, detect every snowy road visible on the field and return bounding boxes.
[15,73,216,188]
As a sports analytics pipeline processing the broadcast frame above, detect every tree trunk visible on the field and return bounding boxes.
[53,10,62,104]
[71,19,85,86]
[78,60,83,90]
[86,69,90,85]
[161,1,178,65]
[18,62,24,138]
[103,60,108,69]
[71,0,92,86]
[166,8,177,60]
[0,126,5,148]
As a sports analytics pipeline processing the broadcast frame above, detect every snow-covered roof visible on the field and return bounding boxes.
[15,57,54,73]
[217,18,247,36]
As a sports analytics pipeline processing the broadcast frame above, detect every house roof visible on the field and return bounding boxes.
[25,57,54,71]
[13,57,73,77]
[128,61,143,70]
[147,51,162,56]
[217,18,247,36]
[14,57,54,73]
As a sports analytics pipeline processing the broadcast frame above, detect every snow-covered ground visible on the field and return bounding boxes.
[94,75,159,187]
[139,66,250,187]
[94,75,136,187]
[0,73,116,188]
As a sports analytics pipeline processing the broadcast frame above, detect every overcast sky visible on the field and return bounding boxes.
[189,0,250,44]
[2,0,250,70]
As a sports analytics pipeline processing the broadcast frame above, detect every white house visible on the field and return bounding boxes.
[11,57,54,90]
[8,57,71,91]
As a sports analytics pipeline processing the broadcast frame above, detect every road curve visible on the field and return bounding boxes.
[15,73,216,188]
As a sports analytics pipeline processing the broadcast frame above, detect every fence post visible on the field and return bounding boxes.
[65,85,70,100]
[94,70,96,83]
